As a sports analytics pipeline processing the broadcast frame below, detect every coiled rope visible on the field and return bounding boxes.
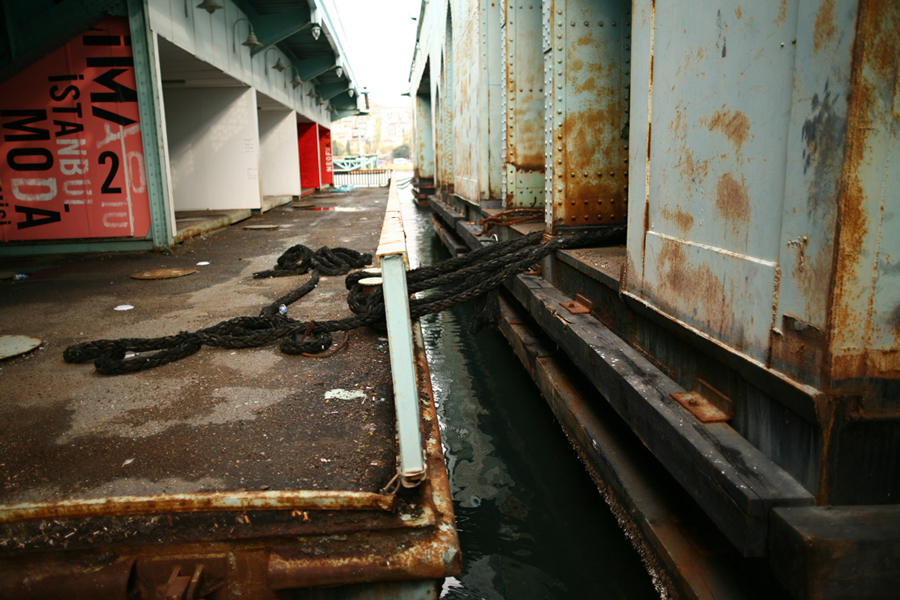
[63,226,624,375]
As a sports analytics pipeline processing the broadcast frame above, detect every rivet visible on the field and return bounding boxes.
[557,70,562,76]
[583,172,588,177]
[557,9,562,14]
[598,199,603,204]
[612,21,617,26]
[610,172,615,176]
[557,33,562,38]
[557,45,562,51]
[557,109,562,115]
[585,21,589,26]
[557,21,563,27]
[570,20,575,26]
[599,21,604,26]
[571,172,575,177]
[558,84,563,89]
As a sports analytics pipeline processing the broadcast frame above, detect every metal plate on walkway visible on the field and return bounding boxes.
[130,268,196,280]
[0,335,41,360]
[243,224,280,230]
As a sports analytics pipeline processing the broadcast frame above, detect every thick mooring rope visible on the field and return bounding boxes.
[63,227,625,375]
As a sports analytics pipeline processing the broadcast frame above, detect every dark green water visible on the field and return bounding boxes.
[397,185,659,599]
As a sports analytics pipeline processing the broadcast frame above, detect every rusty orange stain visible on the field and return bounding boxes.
[676,150,710,182]
[813,0,837,53]
[775,0,788,25]
[715,173,750,225]
[657,238,735,343]
[735,6,743,20]
[706,109,751,152]
[660,204,695,233]
[827,0,899,382]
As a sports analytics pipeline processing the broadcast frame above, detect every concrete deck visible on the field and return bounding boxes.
[0,188,395,505]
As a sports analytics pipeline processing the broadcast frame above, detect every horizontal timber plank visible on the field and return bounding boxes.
[507,275,814,557]
[427,197,465,228]
[497,296,762,600]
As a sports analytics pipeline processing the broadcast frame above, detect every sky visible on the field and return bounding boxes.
[330,0,422,108]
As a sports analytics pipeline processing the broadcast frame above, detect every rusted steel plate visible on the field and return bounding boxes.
[130,268,196,280]
[671,391,733,423]
[0,490,396,524]
[547,0,629,230]
[504,1,546,209]
[269,328,461,589]
[560,293,593,315]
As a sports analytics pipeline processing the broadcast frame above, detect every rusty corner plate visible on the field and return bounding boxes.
[0,335,42,360]
[243,224,280,230]
[560,293,593,315]
[670,391,734,423]
[130,268,197,280]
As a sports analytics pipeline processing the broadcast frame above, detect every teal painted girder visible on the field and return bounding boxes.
[128,0,173,250]
[0,0,126,83]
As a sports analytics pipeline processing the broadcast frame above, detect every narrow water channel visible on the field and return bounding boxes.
[397,183,659,599]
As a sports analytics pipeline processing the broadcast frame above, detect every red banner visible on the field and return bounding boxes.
[0,17,151,242]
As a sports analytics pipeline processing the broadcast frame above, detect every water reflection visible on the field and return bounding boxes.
[399,187,657,600]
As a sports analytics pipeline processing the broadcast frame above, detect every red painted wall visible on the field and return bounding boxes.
[298,122,320,189]
[319,127,333,186]
[0,17,151,242]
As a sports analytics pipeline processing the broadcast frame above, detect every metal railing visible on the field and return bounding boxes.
[334,169,392,187]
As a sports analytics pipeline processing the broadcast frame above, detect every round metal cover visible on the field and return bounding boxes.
[130,268,197,280]
[0,335,42,360]
[243,224,279,230]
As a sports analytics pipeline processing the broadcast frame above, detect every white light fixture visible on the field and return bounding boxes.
[197,0,224,14]
[335,66,343,78]
[310,24,321,40]
[291,69,303,88]
[348,88,355,97]
[273,58,287,72]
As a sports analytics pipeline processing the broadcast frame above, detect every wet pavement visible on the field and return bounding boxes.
[0,188,397,504]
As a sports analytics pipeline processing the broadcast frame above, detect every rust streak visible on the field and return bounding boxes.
[715,173,750,225]
[660,205,695,233]
[706,109,751,152]
[813,0,837,53]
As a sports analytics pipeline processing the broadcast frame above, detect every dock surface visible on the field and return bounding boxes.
[0,188,395,505]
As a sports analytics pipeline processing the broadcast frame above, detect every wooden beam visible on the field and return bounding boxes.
[506,274,814,557]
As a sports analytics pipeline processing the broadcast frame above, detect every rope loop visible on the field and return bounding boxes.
[64,227,624,375]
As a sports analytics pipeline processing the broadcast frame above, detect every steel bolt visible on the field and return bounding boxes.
[570,21,575,26]
[612,21,617,26]
[599,21,604,26]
